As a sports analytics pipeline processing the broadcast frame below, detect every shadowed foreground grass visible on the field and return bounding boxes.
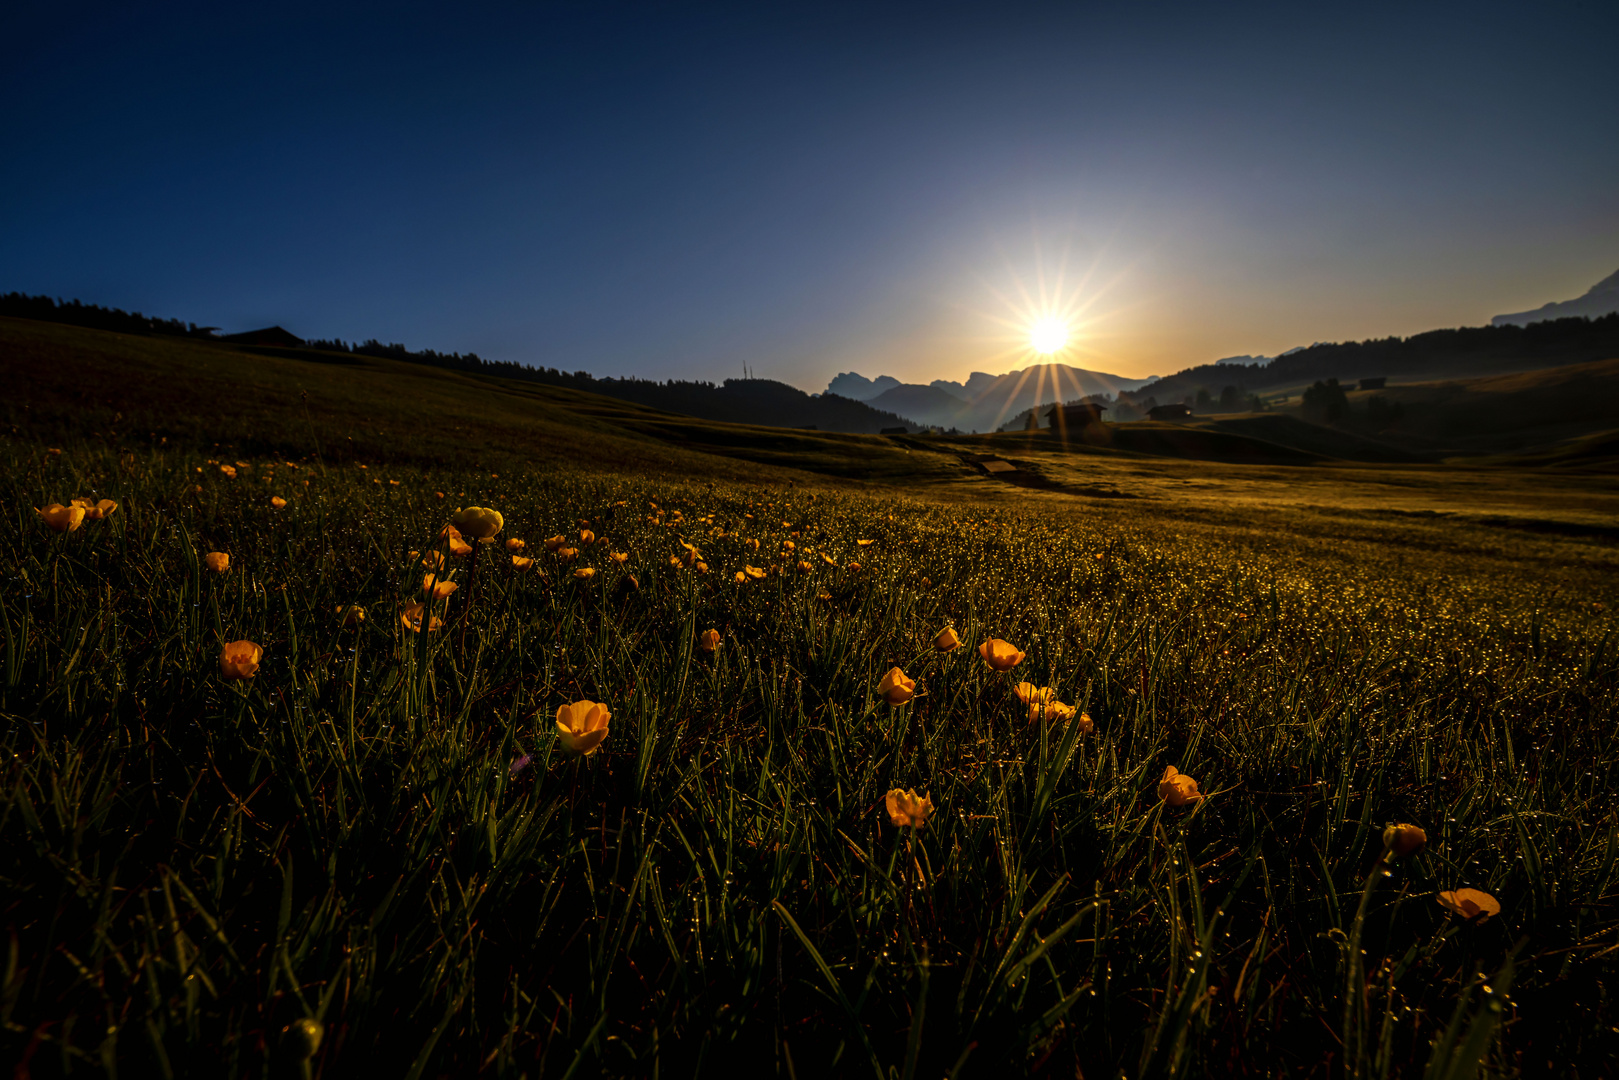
[4,442,1618,1078]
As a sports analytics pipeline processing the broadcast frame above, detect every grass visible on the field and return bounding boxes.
[4,321,1619,1076]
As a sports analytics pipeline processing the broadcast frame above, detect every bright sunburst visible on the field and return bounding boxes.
[1029,317,1069,355]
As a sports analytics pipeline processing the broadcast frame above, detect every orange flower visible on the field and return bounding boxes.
[734,571,747,584]
[610,551,629,564]
[270,496,288,508]
[796,560,813,575]
[544,535,566,551]
[1383,823,1427,857]
[512,555,534,569]
[400,602,442,633]
[816,590,832,601]
[506,538,526,552]
[1436,888,1501,923]
[423,574,458,599]
[220,639,262,681]
[580,529,595,544]
[695,561,709,574]
[857,539,875,547]
[745,538,760,551]
[878,667,917,705]
[675,543,701,568]
[219,465,237,479]
[846,561,861,572]
[420,550,445,571]
[934,626,961,652]
[781,540,795,552]
[742,565,766,580]
[574,566,596,580]
[71,497,119,521]
[450,506,503,539]
[36,504,86,532]
[556,547,578,563]
[204,551,230,574]
[448,535,474,556]
[1158,766,1203,807]
[556,700,611,757]
[819,552,838,567]
[698,628,721,652]
[978,638,1025,672]
[336,604,366,627]
[1028,698,1080,725]
[1014,682,1054,706]
[884,788,934,828]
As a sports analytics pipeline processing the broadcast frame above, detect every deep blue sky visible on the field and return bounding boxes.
[4,1,1616,388]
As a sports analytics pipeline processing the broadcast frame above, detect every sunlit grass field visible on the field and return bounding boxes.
[6,440,1618,1078]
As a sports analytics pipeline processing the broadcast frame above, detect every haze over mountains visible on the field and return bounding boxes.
[825,362,1158,432]
[1493,268,1619,327]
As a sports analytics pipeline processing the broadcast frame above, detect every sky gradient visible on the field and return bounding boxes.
[4,1,1616,389]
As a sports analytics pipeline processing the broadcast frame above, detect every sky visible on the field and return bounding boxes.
[3,1,1617,390]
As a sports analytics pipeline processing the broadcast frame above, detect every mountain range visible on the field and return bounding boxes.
[1492,268,1619,327]
[824,362,1158,431]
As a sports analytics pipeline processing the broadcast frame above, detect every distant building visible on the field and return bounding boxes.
[222,326,304,348]
[880,426,908,435]
[1146,403,1193,421]
[1046,403,1108,429]
[1359,377,1387,391]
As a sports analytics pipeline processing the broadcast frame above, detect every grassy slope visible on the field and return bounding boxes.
[4,318,1619,1075]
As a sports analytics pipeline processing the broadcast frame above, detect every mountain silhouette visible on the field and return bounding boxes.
[1492,268,1619,326]
[828,362,1156,431]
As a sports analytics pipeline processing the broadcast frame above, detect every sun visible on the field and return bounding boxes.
[1029,317,1069,355]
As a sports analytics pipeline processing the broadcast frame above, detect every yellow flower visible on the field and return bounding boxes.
[699,628,721,652]
[420,551,445,571]
[819,552,838,567]
[400,602,442,633]
[745,538,760,551]
[934,626,961,652]
[270,496,287,508]
[1158,766,1203,807]
[506,538,526,552]
[336,604,366,627]
[544,535,566,551]
[448,535,474,556]
[512,555,534,569]
[884,788,934,828]
[610,551,629,564]
[580,529,595,544]
[978,638,1025,672]
[1014,682,1055,706]
[556,700,611,757]
[877,667,916,705]
[1028,698,1080,725]
[204,551,230,574]
[556,547,578,562]
[574,566,596,580]
[695,561,709,574]
[423,574,458,599]
[220,465,237,479]
[220,639,262,681]
[734,571,748,584]
[71,497,119,521]
[450,506,503,539]
[857,539,875,547]
[1436,888,1500,923]
[796,560,813,575]
[781,540,795,552]
[1383,823,1427,857]
[743,565,766,580]
[36,504,86,532]
[676,543,701,568]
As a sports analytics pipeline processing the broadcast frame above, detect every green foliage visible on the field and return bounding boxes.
[3,442,1617,1077]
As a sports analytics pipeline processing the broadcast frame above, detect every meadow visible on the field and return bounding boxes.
[4,321,1619,1077]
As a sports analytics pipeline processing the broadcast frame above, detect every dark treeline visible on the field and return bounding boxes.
[1123,313,1619,404]
[0,292,220,339]
[3,292,918,434]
